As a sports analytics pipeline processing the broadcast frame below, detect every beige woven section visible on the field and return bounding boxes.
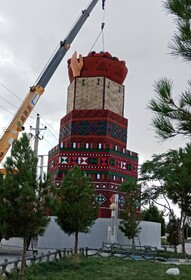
[66,77,124,114]
[105,79,124,116]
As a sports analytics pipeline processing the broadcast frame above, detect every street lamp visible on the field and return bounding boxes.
[110,203,117,211]
[110,203,117,243]
[107,194,119,244]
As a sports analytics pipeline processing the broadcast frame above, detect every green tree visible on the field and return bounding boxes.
[141,204,166,236]
[140,143,191,258]
[54,166,98,262]
[167,216,181,252]
[149,0,191,139]
[119,179,141,248]
[164,0,191,61]
[0,133,52,280]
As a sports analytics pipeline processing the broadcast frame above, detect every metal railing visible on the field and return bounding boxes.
[85,242,157,260]
[0,248,85,277]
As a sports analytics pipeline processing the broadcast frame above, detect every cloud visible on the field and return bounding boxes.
[0,0,190,168]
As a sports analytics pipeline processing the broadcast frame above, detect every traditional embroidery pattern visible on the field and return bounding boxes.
[96,193,106,205]
[48,73,140,218]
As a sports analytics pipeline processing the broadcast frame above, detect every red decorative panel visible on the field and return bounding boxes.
[48,52,140,219]
[48,143,139,218]
[60,109,127,127]
[59,109,128,149]
[68,55,128,85]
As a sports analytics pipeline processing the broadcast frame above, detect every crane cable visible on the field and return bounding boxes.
[33,43,60,86]
[33,1,101,87]
[33,1,88,86]
[35,1,106,84]
[89,0,106,52]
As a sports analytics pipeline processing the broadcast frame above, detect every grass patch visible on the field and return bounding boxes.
[157,250,191,260]
[161,238,169,246]
[9,257,190,280]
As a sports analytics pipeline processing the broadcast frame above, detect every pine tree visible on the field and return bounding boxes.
[0,133,52,280]
[54,166,98,262]
[149,0,191,139]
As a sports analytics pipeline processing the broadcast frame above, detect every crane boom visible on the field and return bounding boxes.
[0,0,99,164]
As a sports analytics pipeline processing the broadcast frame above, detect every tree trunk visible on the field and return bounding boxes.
[174,245,177,254]
[181,216,187,259]
[73,231,78,263]
[18,237,27,280]
[132,238,135,251]
[182,228,186,259]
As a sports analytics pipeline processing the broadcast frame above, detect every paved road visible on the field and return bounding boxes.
[177,243,191,255]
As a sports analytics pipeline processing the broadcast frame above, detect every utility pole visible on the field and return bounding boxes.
[30,114,47,156]
[29,114,47,251]
[38,154,48,180]
[39,155,44,179]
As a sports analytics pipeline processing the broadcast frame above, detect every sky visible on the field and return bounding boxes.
[0,0,190,170]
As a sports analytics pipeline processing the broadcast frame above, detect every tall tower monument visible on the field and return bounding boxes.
[48,51,139,218]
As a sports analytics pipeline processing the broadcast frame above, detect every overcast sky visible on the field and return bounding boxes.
[0,0,190,168]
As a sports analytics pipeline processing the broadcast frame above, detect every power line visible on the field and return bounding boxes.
[0,105,14,116]
[0,82,59,141]
[0,85,35,121]
[0,82,23,101]
[40,117,58,141]
[43,137,55,148]
[0,95,58,140]
[0,95,19,110]
[40,115,58,135]
[0,96,35,127]
[0,99,58,142]
[0,105,37,140]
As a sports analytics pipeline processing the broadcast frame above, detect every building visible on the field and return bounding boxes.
[3,52,161,250]
[48,51,139,218]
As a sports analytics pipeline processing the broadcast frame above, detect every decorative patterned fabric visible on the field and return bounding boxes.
[60,109,127,126]
[48,102,139,218]
[49,141,138,158]
[95,193,106,205]
[60,120,127,143]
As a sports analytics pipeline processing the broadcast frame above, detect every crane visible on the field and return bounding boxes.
[0,0,102,172]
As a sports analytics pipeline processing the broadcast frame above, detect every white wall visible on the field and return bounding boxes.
[2,217,161,249]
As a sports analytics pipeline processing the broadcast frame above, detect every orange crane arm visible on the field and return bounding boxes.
[0,86,44,163]
[0,0,101,165]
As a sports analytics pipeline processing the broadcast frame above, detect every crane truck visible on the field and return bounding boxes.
[0,0,103,175]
